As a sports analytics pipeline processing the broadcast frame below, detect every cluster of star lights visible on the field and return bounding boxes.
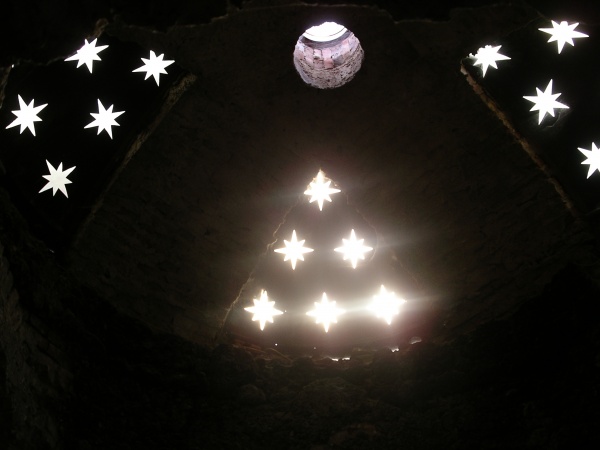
[245,171,407,332]
[469,20,600,179]
[245,285,406,333]
[5,38,175,198]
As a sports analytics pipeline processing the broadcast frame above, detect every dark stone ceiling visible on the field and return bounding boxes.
[1,0,600,353]
[1,1,600,448]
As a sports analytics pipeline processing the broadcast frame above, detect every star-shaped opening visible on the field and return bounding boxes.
[304,170,341,211]
[578,142,600,179]
[133,50,175,86]
[470,45,510,77]
[539,20,588,54]
[5,95,47,136]
[523,79,568,124]
[65,38,109,73]
[334,229,373,269]
[244,290,283,331]
[306,293,345,332]
[369,285,406,325]
[39,160,76,198]
[274,229,314,270]
[84,99,125,139]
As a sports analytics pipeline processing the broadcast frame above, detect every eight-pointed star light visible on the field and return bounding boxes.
[334,229,373,269]
[244,290,283,330]
[578,142,600,179]
[306,293,345,332]
[523,79,568,124]
[471,45,510,77]
[5,95,47,136]
[304,170,341,211]
[274,230,313,270]
[39,160,75,198]
[539,20,588,54]
[65,38,108,73]
[133,50,175,86]
[84,99,125,139]
[369,285,406,325]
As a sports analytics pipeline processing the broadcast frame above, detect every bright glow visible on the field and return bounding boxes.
[334,229,373,269]
[369,285,406,325]
[523,80,568,124]
[244,290,283,330]
[84,99,125,139]
[39,160,75,198]
[65,38,108,73]
[409,336,422,345]
[133,50,175,86]
[577,142,600,178]
[304,170,340,211]
[274,230,314,270]
[5,95,47,136]
[303,22,347,42]
[306,293,344,332]
[471,45,510,77]
[539,20,588,54]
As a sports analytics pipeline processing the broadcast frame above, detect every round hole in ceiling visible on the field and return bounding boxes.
[293,21,364,89]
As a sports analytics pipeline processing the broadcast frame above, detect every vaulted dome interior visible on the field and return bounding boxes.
[1,1,600,449]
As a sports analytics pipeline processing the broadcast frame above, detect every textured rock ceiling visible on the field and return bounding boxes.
[2,1,600,354]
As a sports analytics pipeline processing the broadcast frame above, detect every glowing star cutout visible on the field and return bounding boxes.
[39,160,75,198]
[133,50,175,86]
[539,20,588,54]
[306,293,344,332]
[244,290,283,330]
[369,285,406,325]
[85,99,125,139]
[577,143,600,178]
[334,229,373,269]
[523,80,568,124]
[274,230,313,269]
[470,45,510,76]
[5,95,47,136]
[304,170,340,211]
[64,38,108,73]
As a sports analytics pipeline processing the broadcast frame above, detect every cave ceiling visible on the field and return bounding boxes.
[1,0,600,355]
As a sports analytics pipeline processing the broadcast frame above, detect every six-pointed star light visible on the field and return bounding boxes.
[245,290,283,330]
[471,45,510,76]
[133,50,175,86]
[304,170,341,211]
[39,160,75,198]
[85,99,125,138]
[578,143,600,178]
[306,293,345,332]
[6,95,47,136]
[65,38,109,73]
[523,79,569,124]
[334,229,373,269]
[274,230,314,269]
[369,285,406,325]
[539,20,588,54]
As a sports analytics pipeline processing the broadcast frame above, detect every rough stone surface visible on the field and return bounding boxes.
[1,1,600,449]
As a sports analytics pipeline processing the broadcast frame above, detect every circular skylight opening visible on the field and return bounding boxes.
[293,22,364,89]
[302,22,347,42]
